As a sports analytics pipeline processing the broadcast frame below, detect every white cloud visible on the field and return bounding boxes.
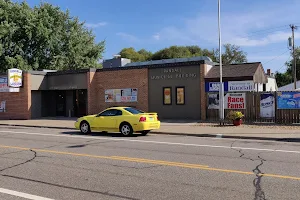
[153,1,300,47]
[230,32,300,47]
[153,33,160,40]
[116,32,140,42]
[85,22,107,28]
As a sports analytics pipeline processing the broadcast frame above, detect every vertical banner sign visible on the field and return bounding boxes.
[8,68,22,88]
[277,92,300,109]
[208,93,219,109]
[260,93,275,118]
[163,87,171,105]
[224,93,246,109]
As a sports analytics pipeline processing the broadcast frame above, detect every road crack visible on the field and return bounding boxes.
[0,149,37,173]
[253,156,267,200]
[230,141,268,200]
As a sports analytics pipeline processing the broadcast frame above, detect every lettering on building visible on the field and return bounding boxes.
[151,68,197,80]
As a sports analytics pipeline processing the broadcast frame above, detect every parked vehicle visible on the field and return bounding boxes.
[75,107,160,136]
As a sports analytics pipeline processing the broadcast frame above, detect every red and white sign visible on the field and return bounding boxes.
[225,93,246,109]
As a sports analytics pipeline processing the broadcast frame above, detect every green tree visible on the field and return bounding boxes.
[119,47,144,62]
[214,44,247,65]
[275,47,300,87]
[118,44,247,64]
[0,0,105,72]
[137,49,152,61]
[151,46,192,60]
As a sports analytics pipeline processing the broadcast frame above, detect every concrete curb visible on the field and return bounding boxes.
[0,124,75,130]
[0,124,297,142]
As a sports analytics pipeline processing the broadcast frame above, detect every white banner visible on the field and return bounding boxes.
[228,81,254,92]
[260,93,275,118]
[225,93,246,109]
[208,93,219,109]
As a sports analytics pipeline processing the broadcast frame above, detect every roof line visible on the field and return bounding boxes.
[215,62,261,66]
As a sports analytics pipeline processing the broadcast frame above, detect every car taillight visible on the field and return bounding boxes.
[139,117,146,122]
[156,116,159,121]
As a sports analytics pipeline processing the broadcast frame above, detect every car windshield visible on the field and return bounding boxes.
[124,107,144,114]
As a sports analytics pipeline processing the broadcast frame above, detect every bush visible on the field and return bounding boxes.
[226,111,244,121]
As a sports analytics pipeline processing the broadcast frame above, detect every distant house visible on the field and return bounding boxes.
[264,69,278,91]
[205,62,277,92]
[278,80,300,91]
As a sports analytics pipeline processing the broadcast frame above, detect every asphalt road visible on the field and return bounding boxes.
[0,126,299,200]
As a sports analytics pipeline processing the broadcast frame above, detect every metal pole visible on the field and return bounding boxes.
[218,0,224,125]
[291,25,297,90]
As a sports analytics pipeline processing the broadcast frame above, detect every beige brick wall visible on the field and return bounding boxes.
[87,68,149,115]
[0,72,31,119]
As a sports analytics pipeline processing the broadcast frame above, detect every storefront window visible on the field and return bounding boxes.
[163,87,172,105]
[176,87,185,105]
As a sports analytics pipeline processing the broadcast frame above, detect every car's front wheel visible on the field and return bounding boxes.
[120,123,133,136]
[80,121,91,134]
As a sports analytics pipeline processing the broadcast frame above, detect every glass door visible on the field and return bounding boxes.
[56,91,66,116]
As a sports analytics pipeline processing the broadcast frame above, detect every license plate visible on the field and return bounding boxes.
[149,117,154,121]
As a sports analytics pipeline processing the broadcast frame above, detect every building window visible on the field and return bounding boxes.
[163,87,172,105]
[176,87,185,105]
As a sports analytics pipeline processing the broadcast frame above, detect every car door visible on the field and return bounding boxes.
[91,109,120,131]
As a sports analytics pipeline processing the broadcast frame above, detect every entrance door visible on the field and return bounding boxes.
[56,91,66,116]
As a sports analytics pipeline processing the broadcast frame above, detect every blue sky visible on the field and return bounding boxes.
[20,0,300,73]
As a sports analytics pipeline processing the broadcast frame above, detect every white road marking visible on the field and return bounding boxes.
[0,188,54,200]
[0,130,299,154]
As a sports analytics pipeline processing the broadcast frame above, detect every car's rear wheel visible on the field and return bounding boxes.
[80,121,91,134]
[120,123,133,136]
[140,130,150,136]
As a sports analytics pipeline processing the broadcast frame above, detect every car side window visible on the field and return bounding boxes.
[99,109,122,116]
[115,110,122,116]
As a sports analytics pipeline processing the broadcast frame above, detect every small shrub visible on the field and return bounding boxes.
[226,111,244,121]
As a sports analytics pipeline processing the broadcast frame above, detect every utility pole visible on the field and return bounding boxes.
[290,24,297,90]
[218,0,224,125]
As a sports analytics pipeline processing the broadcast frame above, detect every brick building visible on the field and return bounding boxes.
[0,56,214,120]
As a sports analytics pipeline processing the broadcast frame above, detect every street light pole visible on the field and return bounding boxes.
[218,0,224,125]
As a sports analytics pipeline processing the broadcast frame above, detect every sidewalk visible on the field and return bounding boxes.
[0,119,300,142]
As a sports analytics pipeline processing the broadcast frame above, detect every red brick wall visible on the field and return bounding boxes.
[0,73,31,120]
[87,70,97,115]
[87,68,148,114]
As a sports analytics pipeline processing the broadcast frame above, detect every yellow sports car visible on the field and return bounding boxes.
[75,107,160,136]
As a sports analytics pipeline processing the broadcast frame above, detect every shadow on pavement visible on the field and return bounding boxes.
[275,138,300,142]
[60,131,143,138]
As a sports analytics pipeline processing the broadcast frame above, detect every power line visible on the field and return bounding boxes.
[235,25,290,39]
[276,56,292,72]
[262,50,290,65]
